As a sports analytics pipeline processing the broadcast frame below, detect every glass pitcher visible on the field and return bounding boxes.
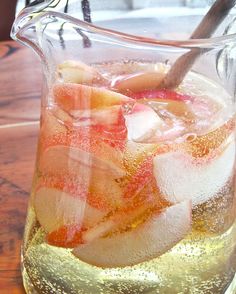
[11,1,236,293]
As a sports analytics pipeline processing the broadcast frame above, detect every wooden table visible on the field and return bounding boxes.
[0,40,42,294]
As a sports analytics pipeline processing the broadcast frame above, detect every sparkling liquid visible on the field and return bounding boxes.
[22,61,236,293]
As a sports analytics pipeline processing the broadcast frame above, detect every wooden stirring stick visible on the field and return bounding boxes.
[159,0,236,90]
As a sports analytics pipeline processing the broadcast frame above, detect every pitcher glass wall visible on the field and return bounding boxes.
[11,1,236,293]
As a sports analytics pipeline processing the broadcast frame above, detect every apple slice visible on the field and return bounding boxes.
[34,187,106,233]
[153,140,235,206]
[39,142,126,179]
[125,103,163,142]
[68,105,128,150]
[57,60,108,85]
[83,178,169,244]
[53,83,132,112]
[40,107,71,139]
[39,143,124,209]
[113,71,165,94]
[69,105,122,126]
[73,200,191,268]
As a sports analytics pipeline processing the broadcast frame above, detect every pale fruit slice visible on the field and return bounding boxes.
[34,187,106,233]
[113,71,165,94]
[153,140,236,206]
[73,201,191,268]
[125,103,163,142]
[57,60,107,85]
[82,191,158,244]
[39,144,126,179]
[70,105,122,126]
[141,99,195,122]
[53,83,132,112]
[40,107,71,138]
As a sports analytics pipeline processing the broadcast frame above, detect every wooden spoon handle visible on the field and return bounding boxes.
[159,0,236,89]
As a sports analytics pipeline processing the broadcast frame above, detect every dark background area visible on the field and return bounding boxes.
[0,1,18,40]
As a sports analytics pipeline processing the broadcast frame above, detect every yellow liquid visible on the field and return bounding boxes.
[22,204,236,294]
[22,62,236,293]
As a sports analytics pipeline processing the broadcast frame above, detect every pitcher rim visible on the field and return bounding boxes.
[12,10,236,49]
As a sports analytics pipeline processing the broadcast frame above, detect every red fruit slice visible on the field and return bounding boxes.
[73,201,191,268]
[47,225,84,248]
[53,83,132,112]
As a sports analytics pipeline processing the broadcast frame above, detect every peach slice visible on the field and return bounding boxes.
[124,103,163,142]
[39,143,124,210]
[82,179,169,244]
[53,83,132,112]
[113,71,165,94]
[153,140,235,206]
[40,107,71,139]
[73,201,191,268]
[38,173,116,212]
[47,178,168,248]
[57,60,108,85]
[69,105,122,126]
[34,187,106,233]
[140,99,195,122]
[82,203,153,244]
[39,143,126,179]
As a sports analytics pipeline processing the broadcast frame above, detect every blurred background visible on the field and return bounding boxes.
[0,0,217,41]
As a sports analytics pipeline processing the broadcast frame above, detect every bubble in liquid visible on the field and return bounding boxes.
[184,133,197,142]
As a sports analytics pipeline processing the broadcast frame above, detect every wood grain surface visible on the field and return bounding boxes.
[0,41,42,294]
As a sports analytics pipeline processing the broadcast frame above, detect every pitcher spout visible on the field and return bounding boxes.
[11,1,52,58]
[11,0,74,59]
